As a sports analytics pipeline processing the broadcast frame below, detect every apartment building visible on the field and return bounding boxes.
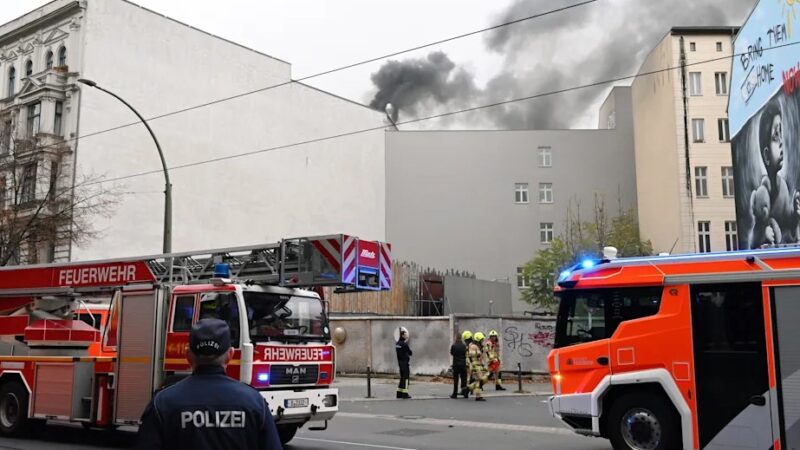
[631,27,740,254]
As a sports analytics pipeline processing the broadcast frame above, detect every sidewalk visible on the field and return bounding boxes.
[334,375,553,402]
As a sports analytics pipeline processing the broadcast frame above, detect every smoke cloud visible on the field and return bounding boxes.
[368,0,757,129]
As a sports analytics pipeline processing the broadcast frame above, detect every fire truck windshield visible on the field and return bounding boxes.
[244,292,328,342]
[554,287,662,348]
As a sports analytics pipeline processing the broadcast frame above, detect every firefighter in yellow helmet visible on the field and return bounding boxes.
[467,332,488,401]
[484,330,505,391]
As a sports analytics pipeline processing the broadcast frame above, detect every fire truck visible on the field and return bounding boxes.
[548,247,798,450]
[0,234,391,445]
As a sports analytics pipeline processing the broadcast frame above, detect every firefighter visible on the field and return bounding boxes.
[450,331,469,399]
[136,319,282,450]
[467,331,488,401]
[485,330,506,390]
[396,326,412,399]
[461,330,473,398]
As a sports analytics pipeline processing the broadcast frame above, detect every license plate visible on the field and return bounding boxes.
[285,398,309,408]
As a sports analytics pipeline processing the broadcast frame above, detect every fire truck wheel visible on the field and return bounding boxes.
[607,392,680,450]
[277,424,298,444]
[0,381,30,437]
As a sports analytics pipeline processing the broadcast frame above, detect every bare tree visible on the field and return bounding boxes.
[0,125,118,265]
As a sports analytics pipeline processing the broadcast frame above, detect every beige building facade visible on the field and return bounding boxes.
[632,27,740,254]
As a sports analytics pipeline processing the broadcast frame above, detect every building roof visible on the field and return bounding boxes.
[670,26,740,36]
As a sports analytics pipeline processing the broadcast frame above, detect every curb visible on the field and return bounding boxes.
[341,391,552,402]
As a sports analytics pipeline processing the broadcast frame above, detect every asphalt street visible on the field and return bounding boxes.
[0,377,613,450]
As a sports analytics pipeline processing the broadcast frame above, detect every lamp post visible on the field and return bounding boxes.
[78,79,172,254]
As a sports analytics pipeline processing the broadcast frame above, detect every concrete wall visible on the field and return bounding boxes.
[72,0,387,260]
[330,315,555,375]
[386,87,636,314]
[443,276,512,315]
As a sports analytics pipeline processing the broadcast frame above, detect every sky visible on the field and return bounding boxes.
[1,0,759,129]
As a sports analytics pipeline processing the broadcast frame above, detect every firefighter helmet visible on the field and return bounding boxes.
[488,330,498,337]
[462,330,473,341]
[473,332,485,342]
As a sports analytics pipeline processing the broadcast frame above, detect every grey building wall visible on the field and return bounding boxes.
[385,87,637,313]
[443,276,512,315]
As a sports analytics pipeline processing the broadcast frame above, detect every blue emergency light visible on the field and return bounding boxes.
[213,263,232,278]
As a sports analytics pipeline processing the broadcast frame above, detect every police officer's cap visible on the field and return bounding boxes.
[190,319,231,357]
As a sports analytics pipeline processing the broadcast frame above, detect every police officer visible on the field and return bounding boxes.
[396,326,412,399]
[136,319,282,450]
[449,331,469,399]
[485,330,506,391]
[467,332,488,401]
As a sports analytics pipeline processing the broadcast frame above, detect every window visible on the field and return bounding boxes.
[695,166,708,197]
[538,146,552,167]
[554,287,662,348]
[689,72,702,96]
[57,46,66,67]
[171,295,196,332]
[725,221,738,251]
[516,267,529,289]
[718,118,730,142]
[20,163,36,204]
[45,51,53,69]
[514,183,529,204]
[54,101,63,136]
[48,160,58,201]
[540,222,554,244]
[539,183,553,203]
[698,221,711,253]
[692,118,705,142]
[200,291,240,346]
[25,60,32,77]
[716,41,723,52]
[7,67,15,96]
[245,292,327,341]
[1,120,10,154]
[715,72,728,95]
[26,102,40,136]
[689,42,696,51]
[74,312,102,330]
[27,236,38,265]
[721,166,734,197]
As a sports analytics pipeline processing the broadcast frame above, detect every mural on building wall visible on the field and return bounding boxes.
[730,0,800,249]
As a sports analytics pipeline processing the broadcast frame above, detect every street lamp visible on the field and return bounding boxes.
[78,78,172,254]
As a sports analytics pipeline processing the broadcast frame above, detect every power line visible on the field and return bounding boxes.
[86,40,800,187]
[38,0,599,150]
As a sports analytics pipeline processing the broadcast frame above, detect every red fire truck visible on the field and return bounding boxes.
[548,248,798,450]
[0,234,391,445]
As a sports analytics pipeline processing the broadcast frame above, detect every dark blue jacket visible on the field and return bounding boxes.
[136,365,282,450]
[395,338,412,364]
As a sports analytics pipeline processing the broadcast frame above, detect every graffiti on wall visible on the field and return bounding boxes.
[503,322,555,358]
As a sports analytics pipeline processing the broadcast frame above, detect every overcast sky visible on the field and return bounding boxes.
[1,0,758,129]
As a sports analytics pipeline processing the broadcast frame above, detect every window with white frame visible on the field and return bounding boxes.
[721,167,734,197]
[26,102,40,136]
[716,41,723,52]
[540,222,554,244]
[698,221,711,253]
[514,183,529,204]
[7,67,15,97]
[538,146,552,168]
[54,101,63,136]
[718,118,730,142]
[695,167,708,197]
[692,118,705,142]
[516,267,529,289]
[725,221,738,251]
[58,46,67,67]
[689,72,702,95]
[690,42,697,51]
[45,50,53,69]
[715,72,728,95]
[25,60,32,77]
[539,183,553,203]
[1,120,10,154]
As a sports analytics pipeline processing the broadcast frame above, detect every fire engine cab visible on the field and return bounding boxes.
[0,234,390,445]
[548,247,799,450]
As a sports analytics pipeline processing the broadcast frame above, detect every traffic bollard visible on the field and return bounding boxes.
[366,366,372,398]
[517,362,523,393]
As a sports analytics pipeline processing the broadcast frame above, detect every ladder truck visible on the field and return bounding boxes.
[0,234,391,445]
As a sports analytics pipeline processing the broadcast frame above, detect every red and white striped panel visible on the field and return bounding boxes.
[341,235,358,285]
[380,242,392,290]
[311,238,342,274]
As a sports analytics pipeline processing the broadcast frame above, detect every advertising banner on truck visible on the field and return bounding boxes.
[730,0,800,249]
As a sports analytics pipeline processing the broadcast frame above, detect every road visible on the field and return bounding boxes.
[0,378,612,450]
